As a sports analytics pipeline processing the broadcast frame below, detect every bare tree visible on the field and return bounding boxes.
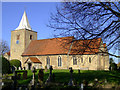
[0,40,10,55]
[48,2,120,58]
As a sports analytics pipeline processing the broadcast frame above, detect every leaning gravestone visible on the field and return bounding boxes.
[68,67,74,86]
[38,69,44,86]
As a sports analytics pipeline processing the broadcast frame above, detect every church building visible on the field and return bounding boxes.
[5,11,109,70]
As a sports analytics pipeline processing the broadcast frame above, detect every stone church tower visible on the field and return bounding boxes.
[10,11,37,62]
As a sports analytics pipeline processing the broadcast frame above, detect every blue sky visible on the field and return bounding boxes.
[2,2,119,63]
[2,2,59,46]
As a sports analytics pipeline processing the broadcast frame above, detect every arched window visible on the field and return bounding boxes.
[73,56,77,65]
[16,34,20,44]
[46,56,50,65]
[17,34,20,40]
[81,57,83,63]
[89,57,91,63]
[58,56,62,67]
[30,35,33,40]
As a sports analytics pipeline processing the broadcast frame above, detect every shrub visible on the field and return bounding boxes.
[2,56,10,74]
[10,59,21,69]
[110,63,117,71]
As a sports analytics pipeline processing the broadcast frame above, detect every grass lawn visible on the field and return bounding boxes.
[8,69,120,85]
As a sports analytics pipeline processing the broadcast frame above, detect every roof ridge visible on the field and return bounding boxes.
[76,37,102,41]
[33,36,74,41]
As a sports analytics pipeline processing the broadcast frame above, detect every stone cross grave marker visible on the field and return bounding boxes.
[68,67,74,86]
[45,65,53,84]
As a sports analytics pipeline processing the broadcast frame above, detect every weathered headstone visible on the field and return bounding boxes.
[31,67,37,86]
[93,78,98,87]
[81,83,84,90]
[68,67,74,86]
[38,69,44,86]
[45,65,53,84]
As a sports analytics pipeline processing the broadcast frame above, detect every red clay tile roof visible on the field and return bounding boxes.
[25,57,42,63]
[22,36,102,56]
[70,38,101,55]
[7,51,10,56]
[22,36,74,56]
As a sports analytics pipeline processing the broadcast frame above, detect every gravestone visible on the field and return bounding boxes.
[45,65,53,84]
[38,69,44,86]
[81,83,84,90]
[31,67,37,86]
[23,71,27,79]
[68,67,74,86]
[78,69,80,74]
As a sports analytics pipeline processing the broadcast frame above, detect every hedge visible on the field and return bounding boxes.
[10,59,21,69]
[2,56,10,74]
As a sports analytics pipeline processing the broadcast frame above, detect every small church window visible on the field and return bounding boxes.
[73,56,77,65]
[17,35,20,40]
[16,40,19,44]
[46,56,50,65]
[58,56,62,67]
[30,35,33,40]
[89,57,91,63]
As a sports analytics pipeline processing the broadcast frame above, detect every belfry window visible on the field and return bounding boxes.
[16,35,20,44]
[58,56,62,67]
[73,56,77,65]
[17,35,20,40]
[30,35,33,40]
